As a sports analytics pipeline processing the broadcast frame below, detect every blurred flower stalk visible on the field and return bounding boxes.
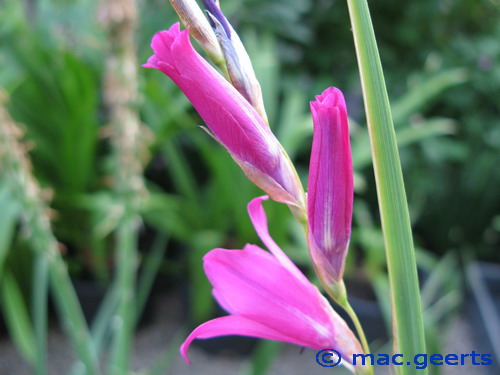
[100,0,150,372]
[0,92,100,374]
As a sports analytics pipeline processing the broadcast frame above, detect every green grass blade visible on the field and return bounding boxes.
[346,0,427,372]
[1,271,36,365]
[0,186,19,279]
[108,218,139,375]
[141,332,184,375]
[136,234,169,322]
[391,68,468,125]
[1,92,100,375]
[91,284,120,353]
[241,340,282,375]
[48,255,101,374]
[32,254,49,375]
[352,118,455,169]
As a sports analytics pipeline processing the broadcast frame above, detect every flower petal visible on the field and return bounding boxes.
[247,196,307,282]
[180,315,301,364]
[203,246,334,349]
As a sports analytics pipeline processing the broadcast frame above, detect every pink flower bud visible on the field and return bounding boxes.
[143,24,305,211]
[308,87,354,285]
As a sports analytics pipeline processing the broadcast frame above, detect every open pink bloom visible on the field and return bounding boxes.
[143,23,304,210]
[308,87,354,285]
[180,196,362,368]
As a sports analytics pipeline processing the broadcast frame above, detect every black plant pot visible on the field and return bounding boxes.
[0,312,7,338]
[466,261,500,373]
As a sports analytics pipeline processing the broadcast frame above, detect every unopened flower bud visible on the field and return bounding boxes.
[202,0,268,123]
[169,0,224,66]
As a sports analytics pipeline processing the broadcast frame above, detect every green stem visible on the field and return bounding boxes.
[343,301,370,358]
[109,217,138,374]
[32,254,48,375]
[48,254,100,374]
[346,0,427,373]
[100,0,144,372]
[135,234,169,322]
[324,282,373,375]
[299,222,372,374]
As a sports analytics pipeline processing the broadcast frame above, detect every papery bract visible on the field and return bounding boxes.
[168,0,224,64]
[308,87,354,286]
[202,0,267,122]
[143,24,304,211]
[180,196,362,370]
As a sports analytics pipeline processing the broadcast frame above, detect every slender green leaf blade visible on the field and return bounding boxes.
[346,1,427,373]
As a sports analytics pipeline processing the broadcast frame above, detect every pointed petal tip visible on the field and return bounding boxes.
[247,195,269,212]
[170,21,182,34]
[179,342,192,365]
[142,55,159,69]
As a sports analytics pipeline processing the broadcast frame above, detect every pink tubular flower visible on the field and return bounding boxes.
[180,196,363,369]
[143,23,304,211]
[308,87,354,286]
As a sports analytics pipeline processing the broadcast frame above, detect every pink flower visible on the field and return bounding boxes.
[143,23,304,211]
[308,87,354,286]
[180,196,362,368]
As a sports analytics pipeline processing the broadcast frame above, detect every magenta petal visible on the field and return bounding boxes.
[308,87,353,284]
[182,244,363,365]
[180,199,363,366]
[180,315,299,364]
[143,24,304,209]
[247,195,308,282]
[203,246,337,349]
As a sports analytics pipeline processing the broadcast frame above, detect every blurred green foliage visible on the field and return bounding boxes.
[0,0,498,372]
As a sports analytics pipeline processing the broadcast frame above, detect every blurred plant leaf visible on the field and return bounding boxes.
[352,118,456,170]
[0,187,20,279]
[188,230,222,322]
[136,234,169,321]
[141,191,190,240]
[244,31,280,125]
[241,340,282,375]
[392,68,468,126]
[276,90,312,159]
[7,41,100,193]
[1,271,36,365]
[75,192,124,239]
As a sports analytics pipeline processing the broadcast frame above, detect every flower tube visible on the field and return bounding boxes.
[143,24,305,212]
[307,87,354,287]
[180,196,363,371]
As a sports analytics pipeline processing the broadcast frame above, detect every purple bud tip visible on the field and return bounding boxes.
[202,0,232,38]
